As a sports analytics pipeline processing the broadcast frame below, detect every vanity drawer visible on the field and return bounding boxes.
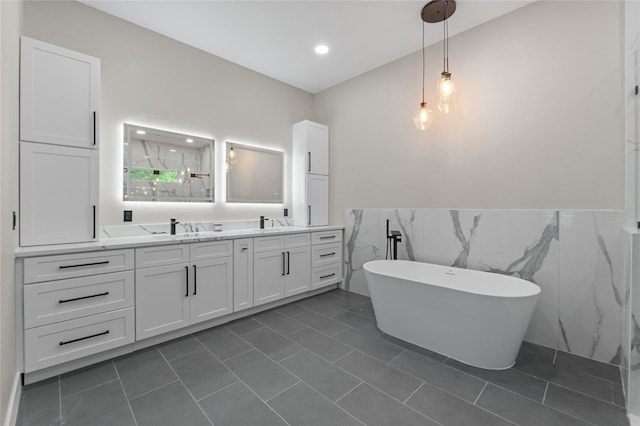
[311,264,343,289]
[311,243,342,268]
[24,307,134,372]
[311,230,342,245]
[24,271,134,329]
[136,244,189,268]
[285,233,310,248]
[24,249,134,284]
[254,236,284,253]
[190,240,232,261]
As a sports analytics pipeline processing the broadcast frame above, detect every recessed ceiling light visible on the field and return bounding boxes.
[169,149,176,152]
[136,130,146,135]
[315,44,329,55]
[186,138,194,143]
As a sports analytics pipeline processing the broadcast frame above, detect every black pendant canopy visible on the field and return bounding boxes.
[421,0,456,23]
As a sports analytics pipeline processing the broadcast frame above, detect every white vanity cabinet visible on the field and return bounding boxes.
[292,120,330,227]
[21,250,135,373]
[135,241,233,340]
[233,238,254,312]
[253,233,311,306]
[20,36,100,148]
[19,37,101,247]
[311,230,343,289]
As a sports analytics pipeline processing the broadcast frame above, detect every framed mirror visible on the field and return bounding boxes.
[226,142,284,203]
[123,123,214,202]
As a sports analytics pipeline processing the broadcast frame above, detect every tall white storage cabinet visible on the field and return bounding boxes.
[19,37,100,246]
[292,120,329,226]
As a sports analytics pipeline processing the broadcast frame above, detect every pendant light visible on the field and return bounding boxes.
[422,0,457,114]
[413,20,434,130]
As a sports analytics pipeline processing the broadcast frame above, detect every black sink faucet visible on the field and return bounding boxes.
[259,216,269,229]
[170,218,179,235]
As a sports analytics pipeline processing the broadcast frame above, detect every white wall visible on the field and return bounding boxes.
[0,1,22,423]
[313,1,625,223]
[23,0,313,226]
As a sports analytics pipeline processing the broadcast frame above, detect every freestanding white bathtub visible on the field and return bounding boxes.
[364,260,540,370]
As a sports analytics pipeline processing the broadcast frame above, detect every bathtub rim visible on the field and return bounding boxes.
[363,259,541,299]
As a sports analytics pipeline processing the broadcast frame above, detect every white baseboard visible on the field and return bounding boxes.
[2,371,21,426]
[629,413,640,426]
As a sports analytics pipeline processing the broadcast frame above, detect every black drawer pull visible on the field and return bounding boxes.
[60,330,109,346]
[59,291,109,304]
[319,236,336,240]
[281,252,286,276]
[185,266,189,297]
[59,261,110,269]
[320,252,336,257]
[320,273,336,279]
[92,111,97,145]
[287,251,290,275]
[193,265,197,295]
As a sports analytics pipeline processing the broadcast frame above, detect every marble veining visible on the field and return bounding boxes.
[343,208,629,365]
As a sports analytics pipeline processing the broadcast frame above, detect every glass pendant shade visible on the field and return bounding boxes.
[437,71,455,113]
[413,102,434,130]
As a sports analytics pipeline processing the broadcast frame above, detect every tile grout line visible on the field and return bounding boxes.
[112,360,139,426]
[264,380,301,402]
[387,349,407,365]
[233,327,305,364]
[62,378,121,400]
[541,381,550,404]
[334,381,364,405]
[213,346,256,364]
[126,379,181,402]
[331,349,356,364]
[157,350,214,426]
[200,335,293,426]
[158,336,206,363]
[402,381,425,404]
[195,380,240,402]
[472,382,489,405]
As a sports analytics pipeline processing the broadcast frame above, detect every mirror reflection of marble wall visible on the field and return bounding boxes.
[226,142,283,203]
[123,124,214,202]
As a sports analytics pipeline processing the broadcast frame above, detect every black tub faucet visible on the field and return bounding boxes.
[170,218,179,235]
[259,216,269,229]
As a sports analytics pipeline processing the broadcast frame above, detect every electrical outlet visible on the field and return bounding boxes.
[283,208,289,217]
[124,210,133,222]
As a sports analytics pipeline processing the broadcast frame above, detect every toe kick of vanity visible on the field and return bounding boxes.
[16,227,343,383]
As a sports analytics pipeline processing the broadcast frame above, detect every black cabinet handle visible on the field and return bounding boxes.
[92,111,96,145]
[308,206,311,226]
[287,251,290,275]
[59,291,109,304]
[281,252,285,276]
[320,273,336,279]
[185,266,189,297]
[308,152,311,172]
[319,235,336,240]
[193,264,197,295]
[92,205,96,239]
[60,330,109,346]
[320,252,336,258]
[59,261,109,269]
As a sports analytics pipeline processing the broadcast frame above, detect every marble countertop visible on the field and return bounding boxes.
[15,225,345,258]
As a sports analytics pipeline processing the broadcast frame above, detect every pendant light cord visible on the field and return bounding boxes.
[445,0,450,73]
[422,21,425,103]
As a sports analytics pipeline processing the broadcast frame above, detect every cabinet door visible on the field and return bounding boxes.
[285,246,311,296]
[233,239,254,312]
[136,263,190,340]
[254,251,285,306]
[20,142,98,246]
[306,122,329,175]
[191,257,233,325]
[20,37,100,148]
[306,174,329,226]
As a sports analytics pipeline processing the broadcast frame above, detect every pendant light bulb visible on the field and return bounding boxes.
[437,71,455,113]
[413,102,434,130]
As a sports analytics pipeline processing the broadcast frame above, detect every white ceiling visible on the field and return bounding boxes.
[81,0,533,94]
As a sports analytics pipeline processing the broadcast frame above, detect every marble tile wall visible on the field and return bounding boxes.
[344,208,630,365]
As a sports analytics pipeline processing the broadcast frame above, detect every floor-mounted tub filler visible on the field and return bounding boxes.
[364,260,540,370]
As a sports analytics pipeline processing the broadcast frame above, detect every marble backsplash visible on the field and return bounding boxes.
[344,208,631,365]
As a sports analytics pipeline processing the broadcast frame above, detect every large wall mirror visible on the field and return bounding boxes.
[123,123,214,202]
[226,142,284,203]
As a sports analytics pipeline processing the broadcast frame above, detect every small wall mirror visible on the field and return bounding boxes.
[226,142,283,203]
[123,123,214,202]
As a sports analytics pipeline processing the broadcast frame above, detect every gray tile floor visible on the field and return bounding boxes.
[17,289,629,426]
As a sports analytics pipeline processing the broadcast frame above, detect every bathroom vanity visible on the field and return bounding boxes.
[16,226,343,384]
